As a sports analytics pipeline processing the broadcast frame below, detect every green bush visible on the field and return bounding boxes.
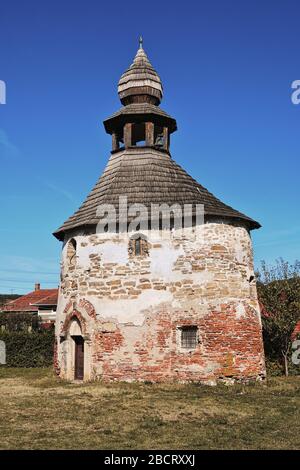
[0,329,54,367]
[0,312,39,332]
[265,359,285,377]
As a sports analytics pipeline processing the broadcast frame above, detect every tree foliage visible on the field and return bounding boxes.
[0,294,21,309]
[257,258,300,376]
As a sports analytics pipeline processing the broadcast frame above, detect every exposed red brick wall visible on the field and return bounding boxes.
[83,301,265,384]
[56,224,266,384]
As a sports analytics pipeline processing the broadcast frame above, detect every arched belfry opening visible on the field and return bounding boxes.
[132,122,146,146]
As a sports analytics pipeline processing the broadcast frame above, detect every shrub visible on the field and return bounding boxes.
[0,312,39,332]
[0,329,54,367]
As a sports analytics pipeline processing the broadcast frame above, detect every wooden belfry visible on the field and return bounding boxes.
[54,38,259,240]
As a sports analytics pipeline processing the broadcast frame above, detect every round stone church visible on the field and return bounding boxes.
[53,40,266,384]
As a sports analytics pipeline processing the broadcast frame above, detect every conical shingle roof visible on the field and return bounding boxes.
[53,148,260,240]
[118,40,163,105]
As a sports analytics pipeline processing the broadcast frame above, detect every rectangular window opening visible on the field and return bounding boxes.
[180,326,198,349]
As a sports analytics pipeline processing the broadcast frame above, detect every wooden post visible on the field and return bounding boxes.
[163,127,169,151]
[124,123,132,148]
[145,122,154,146]
[112,133,119,151]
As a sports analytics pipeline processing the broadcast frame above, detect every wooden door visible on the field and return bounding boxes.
[74,336,84,380]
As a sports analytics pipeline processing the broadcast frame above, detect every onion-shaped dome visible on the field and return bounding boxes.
[118,38,163,106]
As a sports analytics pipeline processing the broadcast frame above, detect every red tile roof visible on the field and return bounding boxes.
[33,290,58,306]
[1,289,58,312]
[292,321,300,341]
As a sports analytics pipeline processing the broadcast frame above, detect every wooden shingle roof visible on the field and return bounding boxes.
[53,147,260,240]
[53,42,260,240]
[118,42,163,105]
[104,103,177,134]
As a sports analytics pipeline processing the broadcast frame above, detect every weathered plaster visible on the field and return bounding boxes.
[55,221,266,383]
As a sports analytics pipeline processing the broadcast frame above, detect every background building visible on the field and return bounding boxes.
[1,284,58,326]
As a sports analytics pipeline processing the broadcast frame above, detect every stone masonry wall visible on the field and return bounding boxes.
[55,222,266,384]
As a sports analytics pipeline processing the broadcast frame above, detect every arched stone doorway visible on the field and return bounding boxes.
[59,306,93,381]
[70,320,84,380]
[63,317,86,381]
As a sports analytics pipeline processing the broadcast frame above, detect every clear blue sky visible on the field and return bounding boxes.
[0,0,299,294]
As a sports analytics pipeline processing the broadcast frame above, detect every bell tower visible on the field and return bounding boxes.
[103,38,177,153]
[54,40,265,385]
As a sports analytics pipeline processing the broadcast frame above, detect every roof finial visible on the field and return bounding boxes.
[139,35,143,49]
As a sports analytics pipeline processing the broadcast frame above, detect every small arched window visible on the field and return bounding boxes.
[135,238,141,256]
[66,238,77,267]
[129,234,149,257]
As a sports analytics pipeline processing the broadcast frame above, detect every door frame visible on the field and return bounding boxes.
[72,335,84,380]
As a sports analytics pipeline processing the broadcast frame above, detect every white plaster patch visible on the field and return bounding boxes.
[99,241,128,264]
[150,243,184,280]
[91,289,173,325]
[69,318,82,336]
[234,238,245,264]
[55,296,69,335]
[193,270,214,282]
[182,363,203,372]
[236,303,246,318]
[79,242,98,268]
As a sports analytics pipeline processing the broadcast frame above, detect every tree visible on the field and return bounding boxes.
[257,258,300,376]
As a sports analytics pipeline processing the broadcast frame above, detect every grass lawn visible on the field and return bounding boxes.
[0,368,299,450]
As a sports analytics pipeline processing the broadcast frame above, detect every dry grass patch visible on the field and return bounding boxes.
[0,368,299,449]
